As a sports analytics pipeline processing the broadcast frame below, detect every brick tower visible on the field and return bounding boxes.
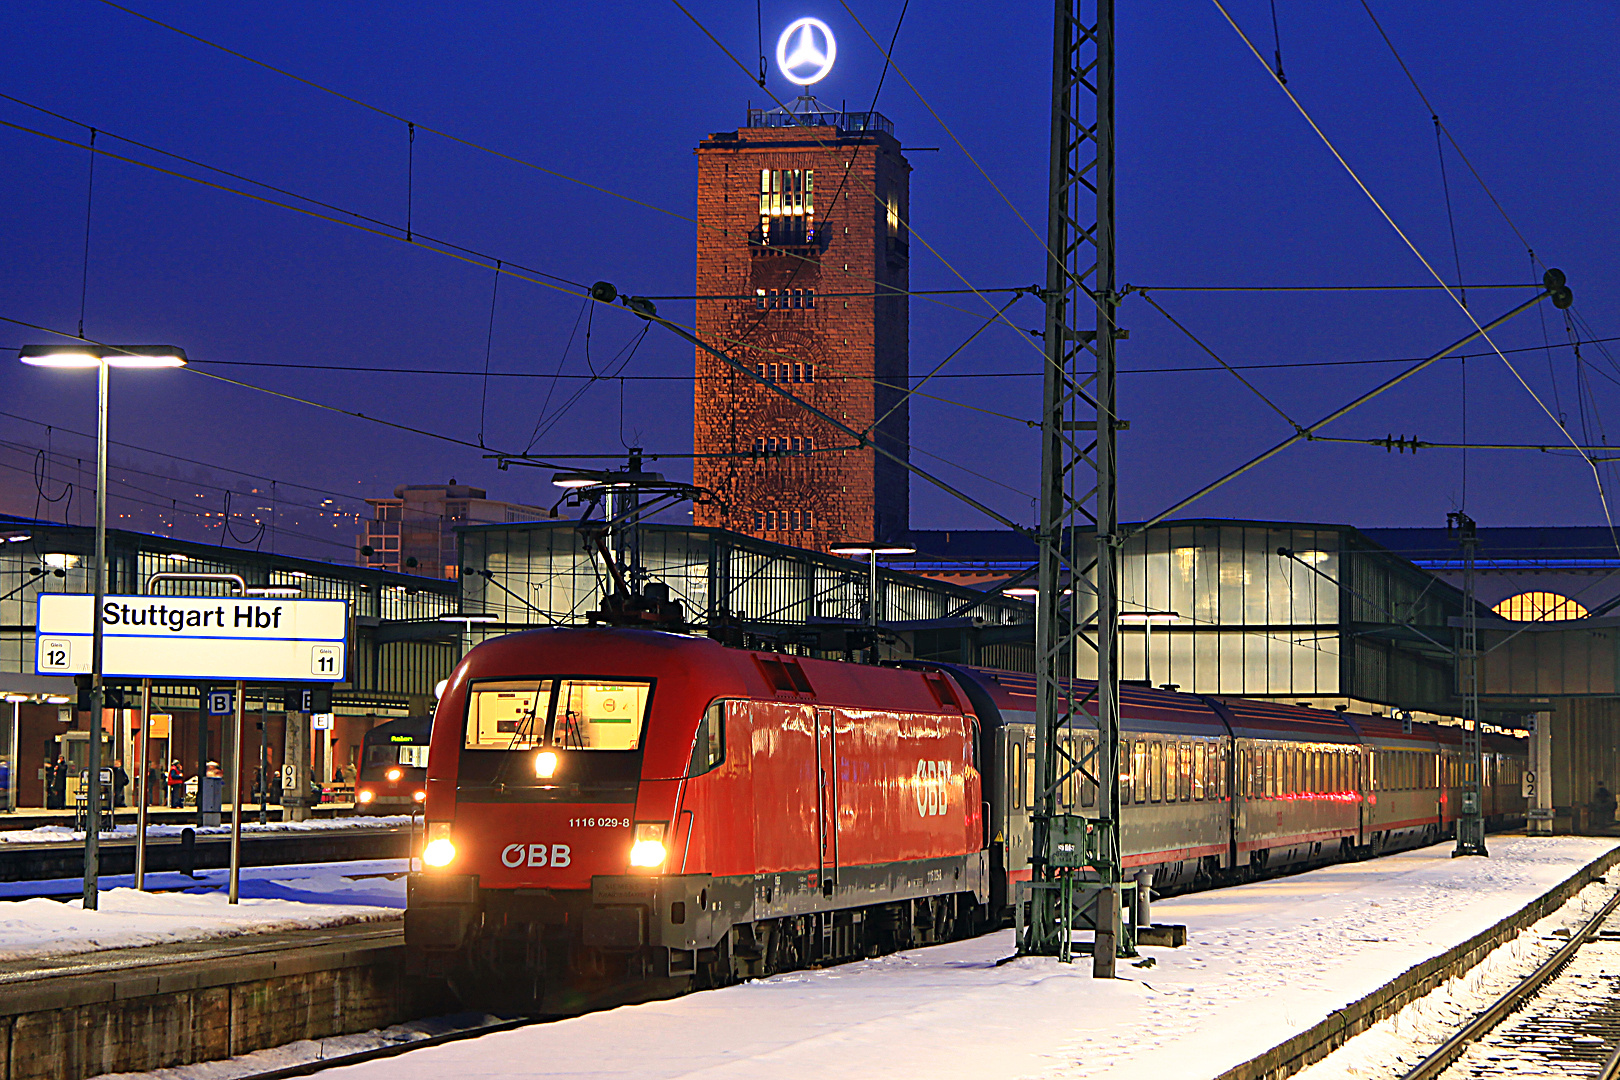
[692,99,910,547]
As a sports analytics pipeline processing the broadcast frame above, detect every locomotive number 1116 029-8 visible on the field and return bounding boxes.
[568,817,631,829]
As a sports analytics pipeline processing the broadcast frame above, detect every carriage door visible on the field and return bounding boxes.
[816,708,838,889]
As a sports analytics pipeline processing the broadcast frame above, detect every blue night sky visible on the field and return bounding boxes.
[1,2,1617,562]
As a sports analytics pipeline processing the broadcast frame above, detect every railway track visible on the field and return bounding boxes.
[1403,885,1620,1080]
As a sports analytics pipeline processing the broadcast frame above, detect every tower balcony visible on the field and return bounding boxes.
[749,222,826,257]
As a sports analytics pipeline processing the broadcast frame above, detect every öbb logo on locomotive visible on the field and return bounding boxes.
[501,843,573,868]
[915,759,952,816]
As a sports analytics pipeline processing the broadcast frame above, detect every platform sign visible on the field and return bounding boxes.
[206,689,235,716]
[311,712,334,730]
[35,595,348,681]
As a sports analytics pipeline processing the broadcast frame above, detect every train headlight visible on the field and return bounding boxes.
[535,750,559,779]
[357,788,374,804]
[422,822,456,868]
[413,790,426,802]
[629,822,667,868]
[386,767,403,782]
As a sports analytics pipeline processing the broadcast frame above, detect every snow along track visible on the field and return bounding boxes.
[1407,887,1620,1080]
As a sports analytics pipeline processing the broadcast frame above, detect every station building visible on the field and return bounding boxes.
[0,514,458,809]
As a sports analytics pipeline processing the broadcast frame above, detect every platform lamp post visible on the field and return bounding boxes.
[19,343,186,910]
[829,543,917,647]
[1118,611,1180,688]
[438,611,500,657]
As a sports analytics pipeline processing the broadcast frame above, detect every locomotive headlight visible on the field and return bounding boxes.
[386,767,403,782]
[422,822,456,868]
[413,790,426,802]
[629,822,667,868]
[535,749,559,779]
[357,789,375,804]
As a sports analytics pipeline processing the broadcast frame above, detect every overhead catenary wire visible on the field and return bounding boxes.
[70,10,991,327]
[1207,0,1620,557]
[1136,290,1301,431]
[668,1,1049,365]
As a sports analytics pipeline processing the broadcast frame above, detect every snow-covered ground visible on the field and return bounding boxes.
[1296,874,1620,1078]
[280,835,1612,1080]
[0,886,399,963]
[0,815,413,845]
[0,857,410,906]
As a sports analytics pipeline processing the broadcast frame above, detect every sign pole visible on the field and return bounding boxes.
[83,355,110,911]
[228,678,244,903]
[134,677,151,889]
[258,688,268,825]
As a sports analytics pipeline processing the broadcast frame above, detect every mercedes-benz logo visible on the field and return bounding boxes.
[776,17,837,86]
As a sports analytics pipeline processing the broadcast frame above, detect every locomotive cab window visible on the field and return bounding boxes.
[463,678,652,752]
[689,700,728,776]
[554,680,650,750]
[465,680,555,750]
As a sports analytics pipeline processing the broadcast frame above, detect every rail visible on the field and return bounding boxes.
[1402,884,1620,1080]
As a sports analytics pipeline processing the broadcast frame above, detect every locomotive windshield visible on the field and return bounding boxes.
[464,678,651,752]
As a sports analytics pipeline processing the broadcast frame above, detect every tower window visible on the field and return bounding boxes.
[759,169,815,245]
[754,511,764,530]
[755,288,766,310]
[757,363,766,380]
[806,289,816,309]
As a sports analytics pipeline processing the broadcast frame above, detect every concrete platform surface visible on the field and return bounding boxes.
[307,836,1616,1080]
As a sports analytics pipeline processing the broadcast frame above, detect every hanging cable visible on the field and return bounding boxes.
[405,121,416,243]
[78,129,97,339]
[1209,0,1620,558]
[1434,117,1466,307]
[1268,0,1287,84]
[1136,291,1301,431]
[756,0,767,87]
[1534,251,1566,427]
[478,259,501,446]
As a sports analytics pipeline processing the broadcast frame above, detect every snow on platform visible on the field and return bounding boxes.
[0,857,410,906]
[0,814,413,845]
[0,886,398,963]
[313,836,1615,1080]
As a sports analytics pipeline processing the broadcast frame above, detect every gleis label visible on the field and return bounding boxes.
[500,843,573,868]
[915,760,952,817]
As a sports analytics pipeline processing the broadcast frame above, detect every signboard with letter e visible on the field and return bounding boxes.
[36,595,348,681]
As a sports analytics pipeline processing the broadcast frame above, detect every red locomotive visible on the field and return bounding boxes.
[406,625,1526,1012]
[407,628,985,1011]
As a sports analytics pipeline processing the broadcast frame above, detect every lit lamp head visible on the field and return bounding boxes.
[18,344,188,369]
[551,471,604,490]
[1118,611,1181,626]
[829,543,916,558]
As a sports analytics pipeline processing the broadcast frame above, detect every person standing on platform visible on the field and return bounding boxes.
[112,759,129,808]
[46,756,66,810]
[1592,780,1617,829]
[167,759,185,808]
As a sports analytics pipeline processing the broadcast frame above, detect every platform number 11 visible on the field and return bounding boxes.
[310,646,340,677]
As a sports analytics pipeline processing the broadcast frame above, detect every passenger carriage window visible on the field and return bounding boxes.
[1061,736,1076,807]
[1149,741,1163,802]
[1025,741,1037,810]
[1193,741,1206,801]
[464,679,555,750]
[1010,741,1023,810]
[1082,736,1098,808]
[1133,740,1148,804]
